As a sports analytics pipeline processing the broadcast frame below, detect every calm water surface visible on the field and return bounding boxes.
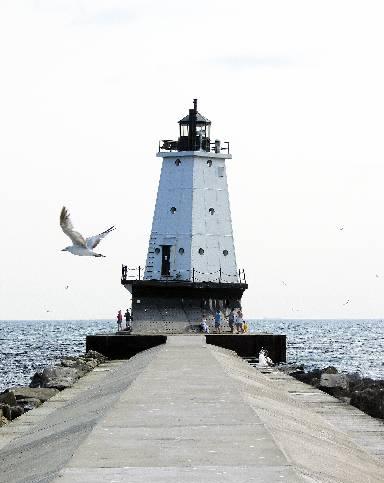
[0,319,383,392]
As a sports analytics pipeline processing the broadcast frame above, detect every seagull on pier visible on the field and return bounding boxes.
[60,206,115,257]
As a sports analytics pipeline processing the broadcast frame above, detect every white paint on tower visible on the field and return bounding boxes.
[144,102,239,284]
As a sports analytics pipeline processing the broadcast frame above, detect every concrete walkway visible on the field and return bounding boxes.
[55,336,301,482]
[1,336,383,482]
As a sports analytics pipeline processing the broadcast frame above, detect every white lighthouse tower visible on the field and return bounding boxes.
[122,100,247,333]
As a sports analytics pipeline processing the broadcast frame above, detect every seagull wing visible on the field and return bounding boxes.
[86,226,115,249]
[60,207,87,247]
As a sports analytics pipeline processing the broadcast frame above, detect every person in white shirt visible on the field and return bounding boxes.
[236,309,243,334]
[201,317,209,333]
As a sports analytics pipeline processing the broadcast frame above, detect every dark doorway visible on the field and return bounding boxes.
[161,245,171,276]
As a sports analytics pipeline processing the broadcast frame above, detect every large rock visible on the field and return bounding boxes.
[291,366,340,390]
[10,405,24,420]
[0,391,16,406]
[41,366,79,390]
[29,371,44,388]
[0,409,8,426]
[291,368,322,385]
[0,403,11,420]
[322,366,338,374]
[84,350,107,363]
[60,359,78,368]
[8,387,59,402]
[60,358,97,376]
[319,373,349,395]
[351,386,384,419]
[16,398,42,412]
[352,378,384,393]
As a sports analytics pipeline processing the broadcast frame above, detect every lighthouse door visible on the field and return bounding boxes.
[161,245,171,276]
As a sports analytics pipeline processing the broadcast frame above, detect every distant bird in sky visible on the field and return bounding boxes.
[65,285,69,290]
[376,274,379,278]
[342,299,350,306]
[60,206,115,257]
[281,281,287,286]
[337,226,344,231]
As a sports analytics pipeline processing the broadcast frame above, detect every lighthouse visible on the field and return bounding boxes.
[122,100,248,333]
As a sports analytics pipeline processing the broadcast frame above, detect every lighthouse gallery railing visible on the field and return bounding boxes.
[121,265,246,284]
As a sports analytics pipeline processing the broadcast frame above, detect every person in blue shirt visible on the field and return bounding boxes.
[214,309,222,333]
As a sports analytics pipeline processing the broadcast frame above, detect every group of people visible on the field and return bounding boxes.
[201,308,248,334]
[117,307,247,334]
[117,309,132,331]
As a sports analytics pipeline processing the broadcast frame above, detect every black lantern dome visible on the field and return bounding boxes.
[178,99,211,152]
[159,99,229,154]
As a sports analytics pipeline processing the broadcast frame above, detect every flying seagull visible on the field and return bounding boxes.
[342,299,350,306]
[60,206,115,257]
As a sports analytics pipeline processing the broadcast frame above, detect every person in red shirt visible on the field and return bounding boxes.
[117,309,123,331]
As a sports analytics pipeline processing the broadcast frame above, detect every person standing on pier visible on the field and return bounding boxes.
[214,309,222,333]
[124,309,132,331]
[236,309,243,334]
[117,309,123,331]
[228,309,235,333]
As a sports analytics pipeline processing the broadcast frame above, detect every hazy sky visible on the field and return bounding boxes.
[1,0,384,320]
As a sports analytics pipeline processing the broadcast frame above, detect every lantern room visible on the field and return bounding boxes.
[177,99,211,152]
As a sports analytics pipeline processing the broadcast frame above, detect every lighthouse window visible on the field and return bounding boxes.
[155,248,160,254]
[179,248,184,255]
[175,159,181,166]
[207,160,212,167]
[198,248,204,255]
[170,207,177,214]
[223,249,229,256]
[209,208,215,215]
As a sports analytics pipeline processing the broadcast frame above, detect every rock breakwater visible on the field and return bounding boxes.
[0,350,107,427]
[279,364,384,420]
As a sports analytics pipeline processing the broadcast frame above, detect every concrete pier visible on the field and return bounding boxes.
[0,336,383,482]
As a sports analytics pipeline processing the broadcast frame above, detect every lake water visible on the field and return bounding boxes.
[0,319,383,392]
[249,319,384,379]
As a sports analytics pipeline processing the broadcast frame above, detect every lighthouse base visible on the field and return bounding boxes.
[86,333,286,363]
[122,279,248,334]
